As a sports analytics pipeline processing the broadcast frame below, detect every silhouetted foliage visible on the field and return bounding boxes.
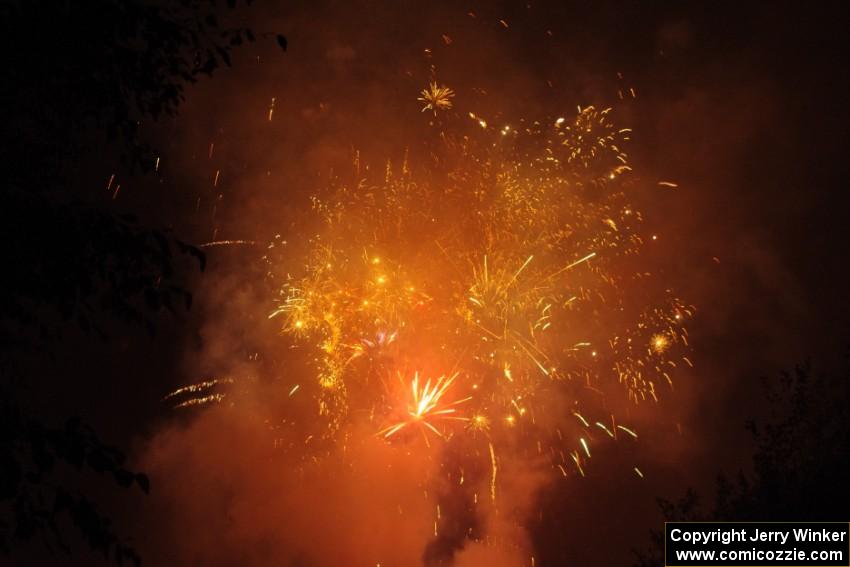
[0,0,286,563]
[1,393,148,566]
[0,191,205,352]
[632,489,704,567]
[1,0,286,178]
[634,357,850,566]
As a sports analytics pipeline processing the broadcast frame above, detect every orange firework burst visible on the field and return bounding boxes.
[171,87,694,489]
[380,372,471,440]
[651,332,671,354]
[418,81,455,114]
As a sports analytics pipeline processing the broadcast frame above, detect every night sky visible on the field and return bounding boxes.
[3,1,850,566]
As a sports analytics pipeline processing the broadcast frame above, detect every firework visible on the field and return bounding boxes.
[379,372,471,440]
[162,378,233,409]
[173,85,693,504]
[255,91,695,485]
[418,81,455,114]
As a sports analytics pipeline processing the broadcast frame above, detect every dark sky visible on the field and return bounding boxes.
[6,1,850,566]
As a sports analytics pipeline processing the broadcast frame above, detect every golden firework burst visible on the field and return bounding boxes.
[418,82,455,114]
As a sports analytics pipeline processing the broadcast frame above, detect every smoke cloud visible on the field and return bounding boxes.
[117,2,850,566]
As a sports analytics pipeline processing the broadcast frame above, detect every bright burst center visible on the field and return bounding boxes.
[418,82,455,114]
[381,372,471,439]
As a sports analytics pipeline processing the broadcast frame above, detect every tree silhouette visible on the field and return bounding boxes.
[634,356,850,566]
[0,0,286,563]
[1,0,286,180]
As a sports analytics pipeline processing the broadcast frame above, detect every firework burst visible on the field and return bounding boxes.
[170,89,693,505]
[418,81,455,114]
[379,372,471,440]
[255,97,694,479]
